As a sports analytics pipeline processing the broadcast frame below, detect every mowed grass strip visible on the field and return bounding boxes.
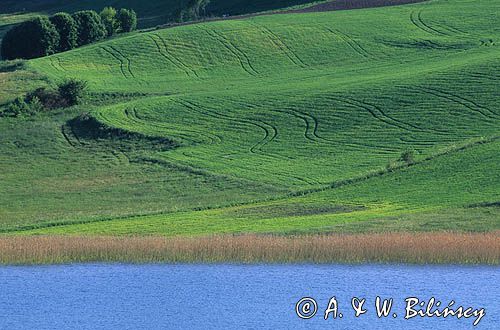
[0,233,498,265]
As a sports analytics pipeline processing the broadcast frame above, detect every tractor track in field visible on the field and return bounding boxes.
[201,27,259,77]
[60,123,129,165]
[431,22,468,36]
[252,23,307,68]
[279,107,319,143]
[107,45,135,78]
[48,56,66,72]
[122,107,221,145]
[178,99,277,154]
[152,33,199,78]
[100,46,129,79]
[326,95,450,136]
[468,72,499,82]
[48,57,60,72]
[243,100,324,144]
[56,57,66,71]
[149,35,191,78]
[178,99,291,160]
[60,125,78,148]
[407,86,499,120]
[223,99,402,153]
[410,10,450,37]
[323,26,372,59]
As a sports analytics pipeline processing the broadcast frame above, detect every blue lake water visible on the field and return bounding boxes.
[0,264,498,329]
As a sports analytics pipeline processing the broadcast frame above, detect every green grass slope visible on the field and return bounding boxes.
[24,139,500,236]
[1,0,499,235]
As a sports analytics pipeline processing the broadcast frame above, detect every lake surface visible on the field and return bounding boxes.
[0,264,498,329]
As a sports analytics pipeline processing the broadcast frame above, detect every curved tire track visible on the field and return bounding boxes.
[202,27,259,76]
[326,95,450,135]
[122,107,221,145]
[178,99,289,160]
[324,26,372,59]
[108,45,135,78]
[101,46,129,79]
[254,23,307,68]
[411,86,499,120]
[410,10,450,37]
[153,33,199,78]
[149,35,191,78]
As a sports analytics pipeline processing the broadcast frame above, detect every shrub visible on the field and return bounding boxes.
[49,13,78,52]
[26,87,65,109]
[400,149,415,164]
[0,59,26,73]
[1,16,59,60]
[100,7,119,36]
[58,79,88,106]
[2,96,43,117]
[117,8,137,32]
[72,10,107,46]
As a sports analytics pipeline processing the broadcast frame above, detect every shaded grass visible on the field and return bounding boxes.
[0,233,498,265]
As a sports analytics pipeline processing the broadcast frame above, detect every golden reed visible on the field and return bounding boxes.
[0,232,498,265]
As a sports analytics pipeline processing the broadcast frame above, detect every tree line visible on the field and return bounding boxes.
[1,8,137,60]
[179,0,212,22]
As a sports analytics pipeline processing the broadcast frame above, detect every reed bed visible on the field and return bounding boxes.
[0,232,499,265]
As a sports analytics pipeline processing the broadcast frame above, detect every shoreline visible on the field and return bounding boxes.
[1,232,498,265]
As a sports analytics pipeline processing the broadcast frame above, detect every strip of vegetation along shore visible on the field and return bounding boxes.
[0,233,498,265]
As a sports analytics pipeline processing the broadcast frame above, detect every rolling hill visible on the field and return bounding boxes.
[0,0,498,235]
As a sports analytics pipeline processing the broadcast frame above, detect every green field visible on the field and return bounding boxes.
[0,0,499,237]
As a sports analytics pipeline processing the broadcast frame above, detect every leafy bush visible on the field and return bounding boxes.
[1,16,59,60]
[100,7,119,36]
[2,96,43,117]
[117,8,138,32]
[58,79,88,106]
[72,10,107,46]
[49,13,78,52]
[400,149,416,164]
[0,59,27,73]
[26,87,65,109]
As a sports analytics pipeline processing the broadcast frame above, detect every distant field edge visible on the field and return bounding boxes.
[289,0,429,13]
[1,233,499,265]
[151,0,430,31]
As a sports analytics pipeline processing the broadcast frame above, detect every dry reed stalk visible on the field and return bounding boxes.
[0,232,498,265]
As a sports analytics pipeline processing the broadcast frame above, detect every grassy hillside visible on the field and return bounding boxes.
[1,0,499,235]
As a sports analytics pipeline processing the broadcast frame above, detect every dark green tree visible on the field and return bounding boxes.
[181,0,211,21]
[1,16,59,60]
[117,8,138,33]
[100,7,119,36]
[72,10,107,46]
[49,12,78,52]
[58,79,88,106]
